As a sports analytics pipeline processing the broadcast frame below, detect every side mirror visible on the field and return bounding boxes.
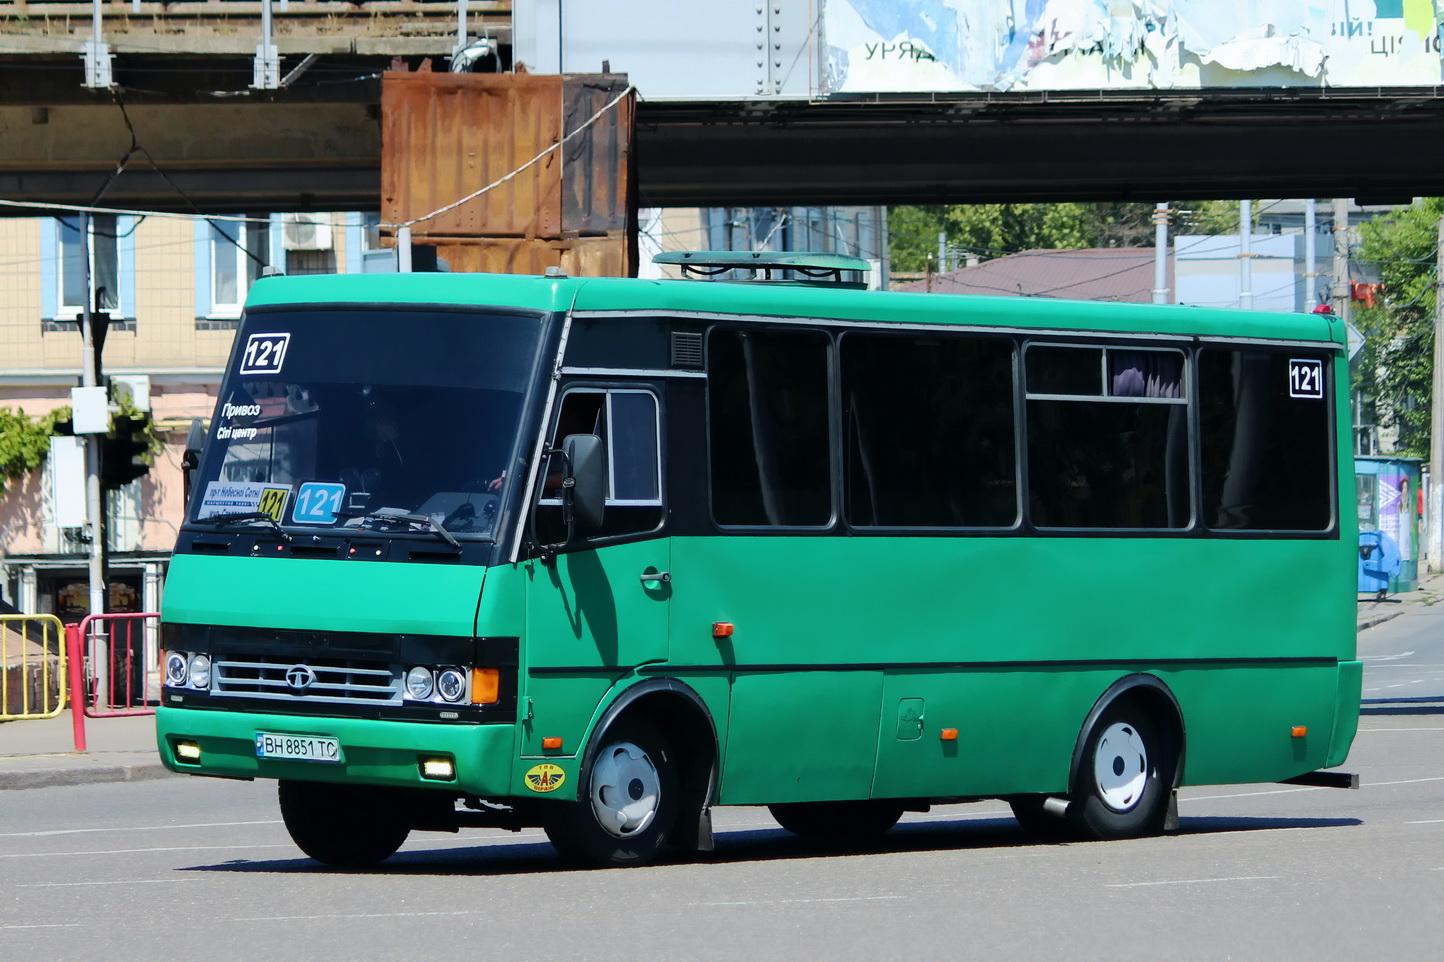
[563,434,606,538]
[181,417,206,508]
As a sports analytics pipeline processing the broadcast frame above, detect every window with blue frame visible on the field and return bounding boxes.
[41,215,137,330]
[195,215,279,328]
[344,212,397,274]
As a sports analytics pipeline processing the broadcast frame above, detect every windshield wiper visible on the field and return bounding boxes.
[356,508,462,550]
[193,511,293,543]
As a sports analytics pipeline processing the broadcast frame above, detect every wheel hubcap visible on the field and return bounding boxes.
[589,740,660,838]
[1093,721,1149,812]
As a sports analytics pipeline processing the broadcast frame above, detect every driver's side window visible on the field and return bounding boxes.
[536,387,663,541]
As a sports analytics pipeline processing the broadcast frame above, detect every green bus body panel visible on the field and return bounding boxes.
[156,706,515,795]
[163,554,485,637]
[666,534,1356,804]
[1328,660,1364,768]
[519,540,669,756]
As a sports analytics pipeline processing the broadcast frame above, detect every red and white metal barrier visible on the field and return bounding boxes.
[66,612,160,751]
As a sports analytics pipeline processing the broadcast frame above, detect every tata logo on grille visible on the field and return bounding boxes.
[284,665,317,692]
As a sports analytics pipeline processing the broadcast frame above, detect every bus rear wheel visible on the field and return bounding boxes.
[544,718,678,867]
[278,780,411,867]
[768,800,905,841]
[1072,701,1171,841]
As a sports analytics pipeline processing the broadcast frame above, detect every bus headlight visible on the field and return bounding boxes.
[436,668,466,703]
[188,654,211,689]
[405,666,435,700]
[165,651,189,687]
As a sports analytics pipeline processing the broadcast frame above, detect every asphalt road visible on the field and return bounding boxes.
[3,608,1442,962]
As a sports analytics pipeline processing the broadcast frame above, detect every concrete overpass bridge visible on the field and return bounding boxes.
[5,2,1444,214]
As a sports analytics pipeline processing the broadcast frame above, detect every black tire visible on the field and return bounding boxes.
[1072,700,1172,841]
[544,718,678,867]
[278,780,411,867]
[768,800,905,841]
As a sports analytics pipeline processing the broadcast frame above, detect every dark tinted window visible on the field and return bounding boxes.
[1026,346,1103,395]
[708,328,832,526]
[1199,349,1333,531]
[842,333,1017,527]
[1026,346,1189,529]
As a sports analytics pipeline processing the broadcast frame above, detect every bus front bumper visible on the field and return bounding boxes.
[156,704,516,796]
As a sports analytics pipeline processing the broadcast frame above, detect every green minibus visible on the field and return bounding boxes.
[157,253,1359,866]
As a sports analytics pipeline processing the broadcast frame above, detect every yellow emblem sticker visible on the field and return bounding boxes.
[524,763,567,793]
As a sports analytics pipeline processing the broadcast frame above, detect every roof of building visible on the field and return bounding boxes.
[892,248,1173,303]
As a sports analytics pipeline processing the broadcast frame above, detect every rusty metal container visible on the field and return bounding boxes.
[381,69,634,275]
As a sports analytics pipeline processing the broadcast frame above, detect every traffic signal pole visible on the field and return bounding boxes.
[79,212,107,624]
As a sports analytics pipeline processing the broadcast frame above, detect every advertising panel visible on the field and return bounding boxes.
[822,1,1444,94]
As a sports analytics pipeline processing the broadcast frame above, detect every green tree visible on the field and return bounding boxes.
[0,406,71,492]
[1353,198,1443,457]
[889,201,1203,272]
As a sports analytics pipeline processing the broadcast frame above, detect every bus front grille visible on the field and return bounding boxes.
[211,655,402,706]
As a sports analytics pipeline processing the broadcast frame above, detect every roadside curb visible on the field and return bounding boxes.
[1358,611,1404,632]
[0,759,174,791]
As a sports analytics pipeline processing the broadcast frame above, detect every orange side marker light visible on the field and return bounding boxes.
[471,667,500,705]
[940,728,958,741]
[1291,726,1308,738]
[542,737,563,750]
[713,622,734,638]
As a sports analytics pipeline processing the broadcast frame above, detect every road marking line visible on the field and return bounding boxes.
[1365,775,1444,787]
[1106,876,1281,888]
[16,879,199,887]
[1405,819,1444,824]
[1359,727,1444,732]
[0,843,292,859]
[225,911,488,922]
[1186,774,1444,802]
[1361,652,1416,661]
[697,896,909,906]
[0,923,85,930]
[0,819,279,839]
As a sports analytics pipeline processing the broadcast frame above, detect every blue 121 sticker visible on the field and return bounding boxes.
[292,482,346,525]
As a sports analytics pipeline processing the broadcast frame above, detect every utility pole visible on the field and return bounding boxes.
[1152,202,1169,304]
[1332,199,1351,323]
[1430,215,1444,571]
[1238,200,1253,310]
[76,213,107,622]
[1304,199,1317,309]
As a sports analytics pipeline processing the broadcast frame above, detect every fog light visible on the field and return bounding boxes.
[406,666,434,700]
[436,668,466,703]
[420,757,455,780]
[187,654,211,689]
[165,652,188,687]
[176,741,202,761]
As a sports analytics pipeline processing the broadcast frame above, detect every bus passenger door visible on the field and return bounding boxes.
[521,385,670,755]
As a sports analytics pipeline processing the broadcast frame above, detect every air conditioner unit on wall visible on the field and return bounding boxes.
[281,213,333,251]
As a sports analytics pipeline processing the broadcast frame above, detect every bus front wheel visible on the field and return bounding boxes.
[1073,701,1171,841]
[277,780,411,867]
[544,718,678,867]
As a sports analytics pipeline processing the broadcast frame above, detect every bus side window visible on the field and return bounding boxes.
[707,328,832,527]
[537,388,663,542]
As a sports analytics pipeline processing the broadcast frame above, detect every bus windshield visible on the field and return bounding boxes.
[188,308,544,541]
